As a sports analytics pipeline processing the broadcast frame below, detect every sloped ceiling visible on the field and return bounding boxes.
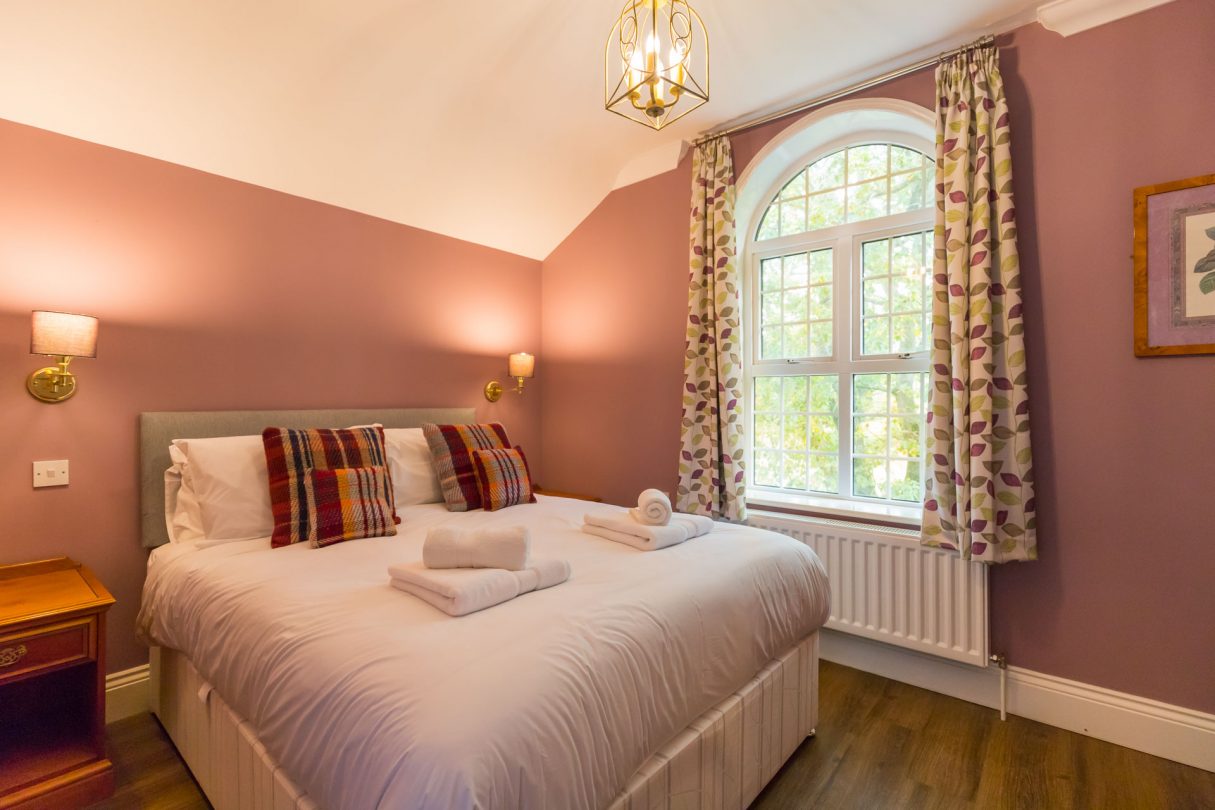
[0,1,1042,259]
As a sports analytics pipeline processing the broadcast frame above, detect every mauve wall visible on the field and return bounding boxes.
[541,0,1215,713]
[0,119,542,673]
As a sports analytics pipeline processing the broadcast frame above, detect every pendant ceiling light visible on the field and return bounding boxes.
[605,0,708,131]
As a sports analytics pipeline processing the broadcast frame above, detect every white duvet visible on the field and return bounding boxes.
[139,496,830,810]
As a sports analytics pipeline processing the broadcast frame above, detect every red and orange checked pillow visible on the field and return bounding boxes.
[471,446,536,512]
[422,423,512,511]
[262,426,399,547]
[304,465,397,547]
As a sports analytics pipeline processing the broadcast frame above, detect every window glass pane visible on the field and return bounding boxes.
[782,453,808,489]
[754,376,780,411]
[853,457,887,499]
[808,322,832,357]
[809,455,839,493]
[782,376,808,411]
[783,253,808,287]
[783,288,808,321]
[890,145,923,173]
[755,413,781,449]
[863,317,890,354]
[847,177,888,222]
[807,150,845,191]
[783,414,808,450]
[850,372,928,503]
[782,323,808,357]
[761,325,782,358]
[809,415,838,452]
[847,144,888,182]
[779,200,806,235]
[860,230,932,356]
[760,257,781,292]
[780,170,807,199]
[809,285,832,321]
[889,170,926,215]
[808,248,832,285]
[762,292,782,324]
[755,450,781,486]
[806,189,846,230]
[756,207,779,241]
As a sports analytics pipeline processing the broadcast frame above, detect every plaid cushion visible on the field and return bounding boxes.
[422,423,512,511]
[263,426,397,547]
[471,446,536,512]
[303,465,397,547]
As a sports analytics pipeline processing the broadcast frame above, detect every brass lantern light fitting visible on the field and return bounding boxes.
[605,0,708,131]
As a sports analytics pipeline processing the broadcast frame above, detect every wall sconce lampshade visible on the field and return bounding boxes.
[31,311,99,358]
[27,310,99,403]
[508,352,535,380]
[485,352,536,402]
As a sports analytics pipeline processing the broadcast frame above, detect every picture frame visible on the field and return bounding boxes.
[1133,173,1215,357]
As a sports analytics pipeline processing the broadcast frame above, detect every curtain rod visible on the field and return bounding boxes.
[691,34,995,148]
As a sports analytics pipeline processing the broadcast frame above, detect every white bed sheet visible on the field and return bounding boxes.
[139,496,830,810]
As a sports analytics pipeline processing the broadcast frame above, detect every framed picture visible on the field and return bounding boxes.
[1134,173,1215,356]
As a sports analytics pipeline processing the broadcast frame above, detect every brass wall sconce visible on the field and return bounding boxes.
[27,310,99,403]
[484,352,535,402]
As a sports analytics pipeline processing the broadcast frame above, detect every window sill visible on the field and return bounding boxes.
[746,490,921,530]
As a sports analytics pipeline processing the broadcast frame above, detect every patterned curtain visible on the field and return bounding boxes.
[921,45,1036,563]
[675,136,746,521]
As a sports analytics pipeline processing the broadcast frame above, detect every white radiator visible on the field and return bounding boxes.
[748,510,989,667]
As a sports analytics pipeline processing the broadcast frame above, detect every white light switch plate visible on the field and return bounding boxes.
[33,459,69,488]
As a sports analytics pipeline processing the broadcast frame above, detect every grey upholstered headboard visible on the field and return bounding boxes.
[139,407,475,548]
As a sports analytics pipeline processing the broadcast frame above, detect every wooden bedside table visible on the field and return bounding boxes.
[533,487,602,503]
[0,557,115,810]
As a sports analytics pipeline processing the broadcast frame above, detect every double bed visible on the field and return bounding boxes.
[136,408,831,809]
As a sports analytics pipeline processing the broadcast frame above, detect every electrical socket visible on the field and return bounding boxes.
[33,460,69,488]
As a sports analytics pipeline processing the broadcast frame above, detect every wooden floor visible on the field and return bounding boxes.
[89,660,1214,809]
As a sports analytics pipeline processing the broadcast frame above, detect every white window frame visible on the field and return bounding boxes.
[743,129,935,522]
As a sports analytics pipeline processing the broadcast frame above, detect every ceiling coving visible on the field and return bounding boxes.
[605,0,709,130]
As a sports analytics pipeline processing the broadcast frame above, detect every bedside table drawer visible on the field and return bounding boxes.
[0,617,95,684]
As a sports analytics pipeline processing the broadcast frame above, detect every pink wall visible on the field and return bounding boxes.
[541,0,1215,712]
[0,120,542,673]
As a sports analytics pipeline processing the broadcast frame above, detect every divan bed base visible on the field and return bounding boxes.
[150,633,819,809]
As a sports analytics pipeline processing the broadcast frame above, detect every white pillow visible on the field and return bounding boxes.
[163,444,206,543]
[172,435,272,542]
[383,428,443,505]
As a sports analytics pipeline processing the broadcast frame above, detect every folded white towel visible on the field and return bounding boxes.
[628,488,672,526]
[422,525,530,571]
[582,512,715,551]
[388,558,570,616]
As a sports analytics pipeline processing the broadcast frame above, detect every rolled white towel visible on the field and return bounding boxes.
[388,557,570,616]
[582,511,715,551]
[422,525,530,571]
[629,488,672,526]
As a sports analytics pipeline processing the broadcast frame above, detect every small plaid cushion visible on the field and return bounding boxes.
[263,426,398,547]
[422,423,512,511]
[471,446,536,512]
[303,465,397,547]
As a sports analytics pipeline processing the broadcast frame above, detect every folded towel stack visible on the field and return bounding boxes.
[582,511,715,551]
[388,558,570,616]
[422,525,530,571]
[628,488,672,526]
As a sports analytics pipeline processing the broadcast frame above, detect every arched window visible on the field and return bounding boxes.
[742,105,934,515]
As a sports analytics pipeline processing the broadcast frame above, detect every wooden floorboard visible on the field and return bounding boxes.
[89,660,1214,809]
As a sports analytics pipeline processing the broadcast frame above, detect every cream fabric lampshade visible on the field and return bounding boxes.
[508,352,535,379]
[31,311,99,358]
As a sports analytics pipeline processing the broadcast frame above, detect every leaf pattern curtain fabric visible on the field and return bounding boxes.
[921,45,1036,563]
[676,136,746,521]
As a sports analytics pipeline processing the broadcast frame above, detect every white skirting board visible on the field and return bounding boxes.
[107,634,1215,775]
[820,629,1215,773]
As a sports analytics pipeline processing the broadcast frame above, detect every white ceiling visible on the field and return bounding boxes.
[0,1,1043,260]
